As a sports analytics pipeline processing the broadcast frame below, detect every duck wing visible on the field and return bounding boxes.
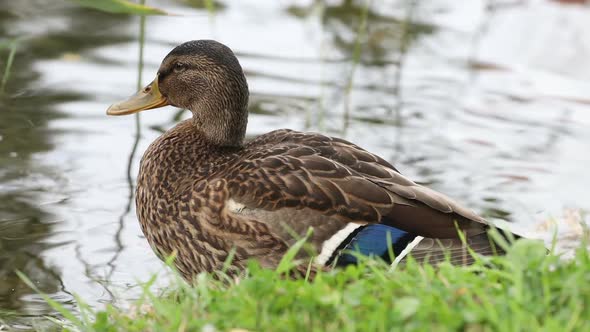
[222,129,487,240]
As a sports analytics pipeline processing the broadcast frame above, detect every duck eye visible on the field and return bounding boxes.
[173,62,187,73]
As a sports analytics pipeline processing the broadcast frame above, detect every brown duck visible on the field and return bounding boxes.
[107,40,513,280]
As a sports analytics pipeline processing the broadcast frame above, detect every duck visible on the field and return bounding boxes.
[106,40,515,281]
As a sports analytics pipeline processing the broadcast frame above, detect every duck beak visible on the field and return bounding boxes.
[106,77,169,116]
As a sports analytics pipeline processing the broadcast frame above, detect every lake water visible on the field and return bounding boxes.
[1,0,589,330]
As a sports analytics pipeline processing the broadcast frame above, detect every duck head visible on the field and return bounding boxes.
[106,40,249,147]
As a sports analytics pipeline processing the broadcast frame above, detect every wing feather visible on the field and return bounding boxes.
[222,129,487,238]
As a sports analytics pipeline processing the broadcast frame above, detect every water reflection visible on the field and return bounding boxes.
[294,1,435,61]
[0,0,135,328]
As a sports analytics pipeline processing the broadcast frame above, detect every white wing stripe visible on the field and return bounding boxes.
[315,223,362,265]
[391,236,424,268]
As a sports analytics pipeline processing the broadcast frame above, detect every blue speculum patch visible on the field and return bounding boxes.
[336,224,416,265]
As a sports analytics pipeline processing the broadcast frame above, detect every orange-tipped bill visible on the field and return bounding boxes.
[106,77,168,116]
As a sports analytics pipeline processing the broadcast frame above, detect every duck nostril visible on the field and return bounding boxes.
[143,86,152,93]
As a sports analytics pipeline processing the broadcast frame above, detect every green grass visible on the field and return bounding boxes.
[21,237,590,332]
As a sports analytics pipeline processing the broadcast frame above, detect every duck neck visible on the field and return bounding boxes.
[190,91,249,148]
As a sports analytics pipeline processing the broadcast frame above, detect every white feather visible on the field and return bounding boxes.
[391,236,424,268]
[315,223,362,265]
[226,198,246,213]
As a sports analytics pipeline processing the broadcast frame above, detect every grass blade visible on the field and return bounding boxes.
[15,271,85,330]
[276,227,313,274]
[0,39,17,94]
[71,0,169,15]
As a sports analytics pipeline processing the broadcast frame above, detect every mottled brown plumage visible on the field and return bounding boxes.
[107,40,511,281]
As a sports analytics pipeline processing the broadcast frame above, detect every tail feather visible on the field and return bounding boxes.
[397,233,507,266]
